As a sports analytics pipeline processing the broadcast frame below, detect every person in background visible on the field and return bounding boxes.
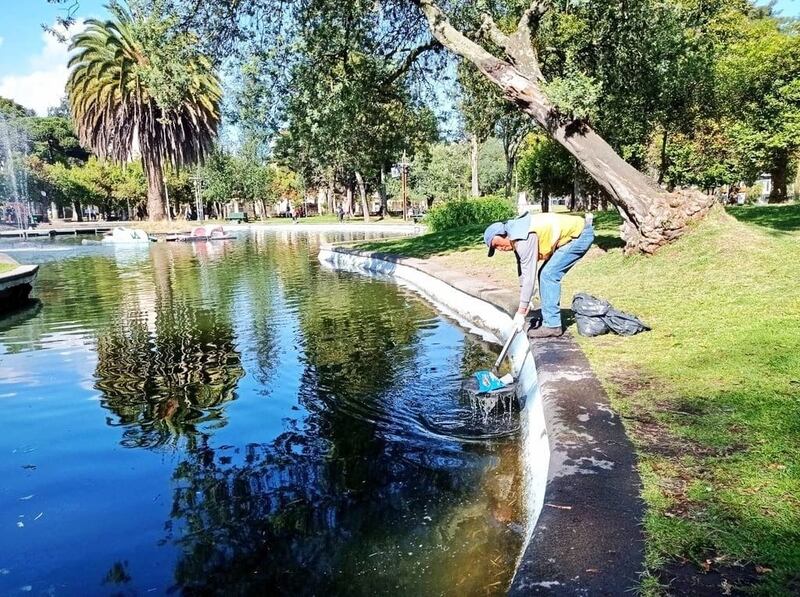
[484,211,594,338]
[337,205,345,222]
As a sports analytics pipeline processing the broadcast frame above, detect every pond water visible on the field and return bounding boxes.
[0,231,523,595]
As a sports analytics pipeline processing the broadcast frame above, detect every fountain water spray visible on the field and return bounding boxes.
[0,113,32,230]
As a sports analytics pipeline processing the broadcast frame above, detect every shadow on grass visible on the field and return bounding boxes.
[727,203,800,232]
[594,233,626,251]
[355,210,626,258]
[355,225,485,258]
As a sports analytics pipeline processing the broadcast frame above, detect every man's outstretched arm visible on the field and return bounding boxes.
[516,234,539,313]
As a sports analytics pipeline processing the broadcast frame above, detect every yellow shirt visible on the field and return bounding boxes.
[529,213,586,260]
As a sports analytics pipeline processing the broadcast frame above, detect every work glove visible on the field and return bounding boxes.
[512,312,526,333]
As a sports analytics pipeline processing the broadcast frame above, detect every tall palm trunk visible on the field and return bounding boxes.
[142,151,167,221]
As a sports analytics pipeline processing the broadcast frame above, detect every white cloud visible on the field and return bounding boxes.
[0,22,84,116]
[0,36,5,47]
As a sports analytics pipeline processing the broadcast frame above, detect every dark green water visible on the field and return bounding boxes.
[0,232,523,596]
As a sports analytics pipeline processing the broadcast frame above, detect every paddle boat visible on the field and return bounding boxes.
[165,226,236,243]
[100,227,153,244]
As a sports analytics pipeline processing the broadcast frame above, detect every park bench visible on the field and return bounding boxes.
[226,212,248,223]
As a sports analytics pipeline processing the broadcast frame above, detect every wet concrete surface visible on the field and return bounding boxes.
[509,334,645,595]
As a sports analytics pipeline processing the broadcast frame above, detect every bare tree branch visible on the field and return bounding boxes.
[379,40,441,90]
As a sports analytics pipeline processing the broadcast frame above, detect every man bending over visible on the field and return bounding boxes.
[484,212,594,338]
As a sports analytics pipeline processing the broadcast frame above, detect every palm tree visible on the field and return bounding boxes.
[66,4,221,221]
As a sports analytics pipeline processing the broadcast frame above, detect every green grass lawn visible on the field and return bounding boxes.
[356,204,800,595]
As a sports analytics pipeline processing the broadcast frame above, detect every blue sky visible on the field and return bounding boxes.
[0,0,798,115]
[0,0,109,114]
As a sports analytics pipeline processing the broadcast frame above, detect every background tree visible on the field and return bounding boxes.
[66,2,222,221]
[517,134,573,211]
[0,97,34,119]
[716,11,800,202]
[21,116,88,165]
[458,61,531,198]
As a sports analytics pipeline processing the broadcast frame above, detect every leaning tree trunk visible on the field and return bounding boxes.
[415,0,715,253]
[142,151,167,221]
[355,171,371,222]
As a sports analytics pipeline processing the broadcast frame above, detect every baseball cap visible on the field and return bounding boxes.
[484,222,506,257]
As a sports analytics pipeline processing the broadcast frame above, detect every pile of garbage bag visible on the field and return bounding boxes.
[572,293,650,337]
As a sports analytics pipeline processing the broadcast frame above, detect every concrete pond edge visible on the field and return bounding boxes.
[0,255,39,310]
[318,245,645,595]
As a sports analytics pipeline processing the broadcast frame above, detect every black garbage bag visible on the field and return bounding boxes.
[575,313,611,337]
[572,293,611,317]
[572,293,650,337]
[603,308,651,336]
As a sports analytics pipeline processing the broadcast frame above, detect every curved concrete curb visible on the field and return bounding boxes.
[0,260,39,311]
[318,245,645,595]
[242,222,422,234]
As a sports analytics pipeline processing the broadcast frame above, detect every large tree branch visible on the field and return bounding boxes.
[480,14,510,52]
[414,0,545,113]
[506,1,550,82]
[478,7,545,83]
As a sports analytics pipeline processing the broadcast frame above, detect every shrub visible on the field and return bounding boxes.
[425,195,515,232]
[745,183,763,204]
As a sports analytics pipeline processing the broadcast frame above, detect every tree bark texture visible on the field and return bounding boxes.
[345,181,354,216]
[379,167,388,217]
[769,150,788,203]
[471,134,480,197]
[73,200,83,223]
[541,183,549,213]
[355,171,370,222]
[505,154,515,199]
[142,151,167,221]
[414,0,715,253]
[328,172,336,214]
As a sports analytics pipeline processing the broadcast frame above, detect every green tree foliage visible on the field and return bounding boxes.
[198,146,301,211]
[408,141,470,202]
[458,62,531,197]
[716,12,800,201]
[478,138,508,196]
[516,135,574,209]
[20,116,88,165]
[66,2,222,220]
[0,96,34,119]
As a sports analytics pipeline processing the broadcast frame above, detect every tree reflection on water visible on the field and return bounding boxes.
[94,306,244,449]
[79,234,521,594]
